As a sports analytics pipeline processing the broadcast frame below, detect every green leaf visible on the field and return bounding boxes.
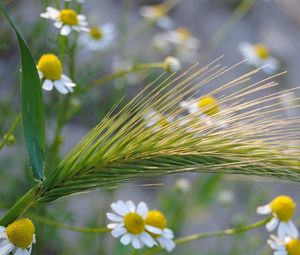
[0,2,45,180]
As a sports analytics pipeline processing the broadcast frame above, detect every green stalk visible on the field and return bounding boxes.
[0,114,21,150]
[201,0,256,62]
[0,184,41,226]
[28,213,109,233]
[144,216,272,255]
[90,63,165,89]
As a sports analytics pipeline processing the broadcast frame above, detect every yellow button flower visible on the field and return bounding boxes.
[40,6,88,36]
[257,195,298,239]
[0,218,36,255]
[145,210,175,252]
[107,200,157,249]
[37,54,76,94]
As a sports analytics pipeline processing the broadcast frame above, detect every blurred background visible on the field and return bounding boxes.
[1,0,300,254]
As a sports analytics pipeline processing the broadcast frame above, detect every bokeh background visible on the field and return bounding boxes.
[1,0,300,254]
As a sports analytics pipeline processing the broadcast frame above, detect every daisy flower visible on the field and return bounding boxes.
[238,42,279,74]
[79,23,116,51]
[40,7,88,36]
[180,95,220,117]
[107,201,159,249]
[144,109,174,131]
[139,4,174,30]
[268,235,300,255]
[0,218,36,255]
[145,210,176,252]
[37,54,76,94]
[152,28,200,62]
[257,195,298,239]
[163,56,181,73]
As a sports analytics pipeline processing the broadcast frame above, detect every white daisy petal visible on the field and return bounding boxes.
[126,201,136,212]
[274,251,288,255]
[287,221,299,238]
[145,225,163,235]
[106,213,123,222]
[111,201,129,216]
[137,202,148,218]
[54,21,63,28]
[111,227,127,238]
[266,217,279,232]
[61,25,71,36]
[38,71,44,79]
[132,236,143,249]
[54,80,69,94]
[120,233,132,245]
[0,241,14,255]
[42,79,54,91]
[139,232,156,247]
[256,204,272,215]
[278,222,289,240]
[14,248,23,255]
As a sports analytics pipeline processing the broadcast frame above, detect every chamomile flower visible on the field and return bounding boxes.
[37,54,76,94]
[268,235,300,255]
[180,95,220,117]
[152,28,200,62]
[145,210,175,252]
[0,218,36,255]
[79,23,116,51]
[257,195,298,239]
[163,56,181,73]
[144,109,174,131]
[238,42,279,74]
[107,201,159,249]
[40,7,88,36]
[139,4,174,30]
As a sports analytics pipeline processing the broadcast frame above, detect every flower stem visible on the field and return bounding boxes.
[90,63,165,88]
[202,0,256,62]
[0,113,21,151]
[28,213,110,233]
[143,216,272,255]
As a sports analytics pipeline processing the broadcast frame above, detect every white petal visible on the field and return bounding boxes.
[111,227,127,238]
[54,21,63,28]
[132,236,143,249]
[256,204,272,215]
[14,248,23,255]
[54,80,69,94]
[61,74,72,82]
[0,241,14,255]
[266,217,279,232]
[162,228,174,239]
[145,225,162,235]
[38,71,43,79]
[111,201,129,216]
[60,25,71,36]
[106,213,123,222]
[274,251,287,255]
[287,221,299,238]
[137,202,148,218]
[42,79,54,91]
[120,233,132,245]
[139,232,156,247]
[278,222,289,240]
[126,201,136,212]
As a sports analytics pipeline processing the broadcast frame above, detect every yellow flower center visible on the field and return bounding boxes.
[59,9,78,26]
[286,239,300,255]
[124,213,145,234]
[145,210,167,237]
[152,5,166,17]
[90,27,103,40]
[198,95,220,116]
[270,195,296,221]
[6,218,35,249]
[177,27,191,40]
[254,44,269,59]
[37,54,62,81]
